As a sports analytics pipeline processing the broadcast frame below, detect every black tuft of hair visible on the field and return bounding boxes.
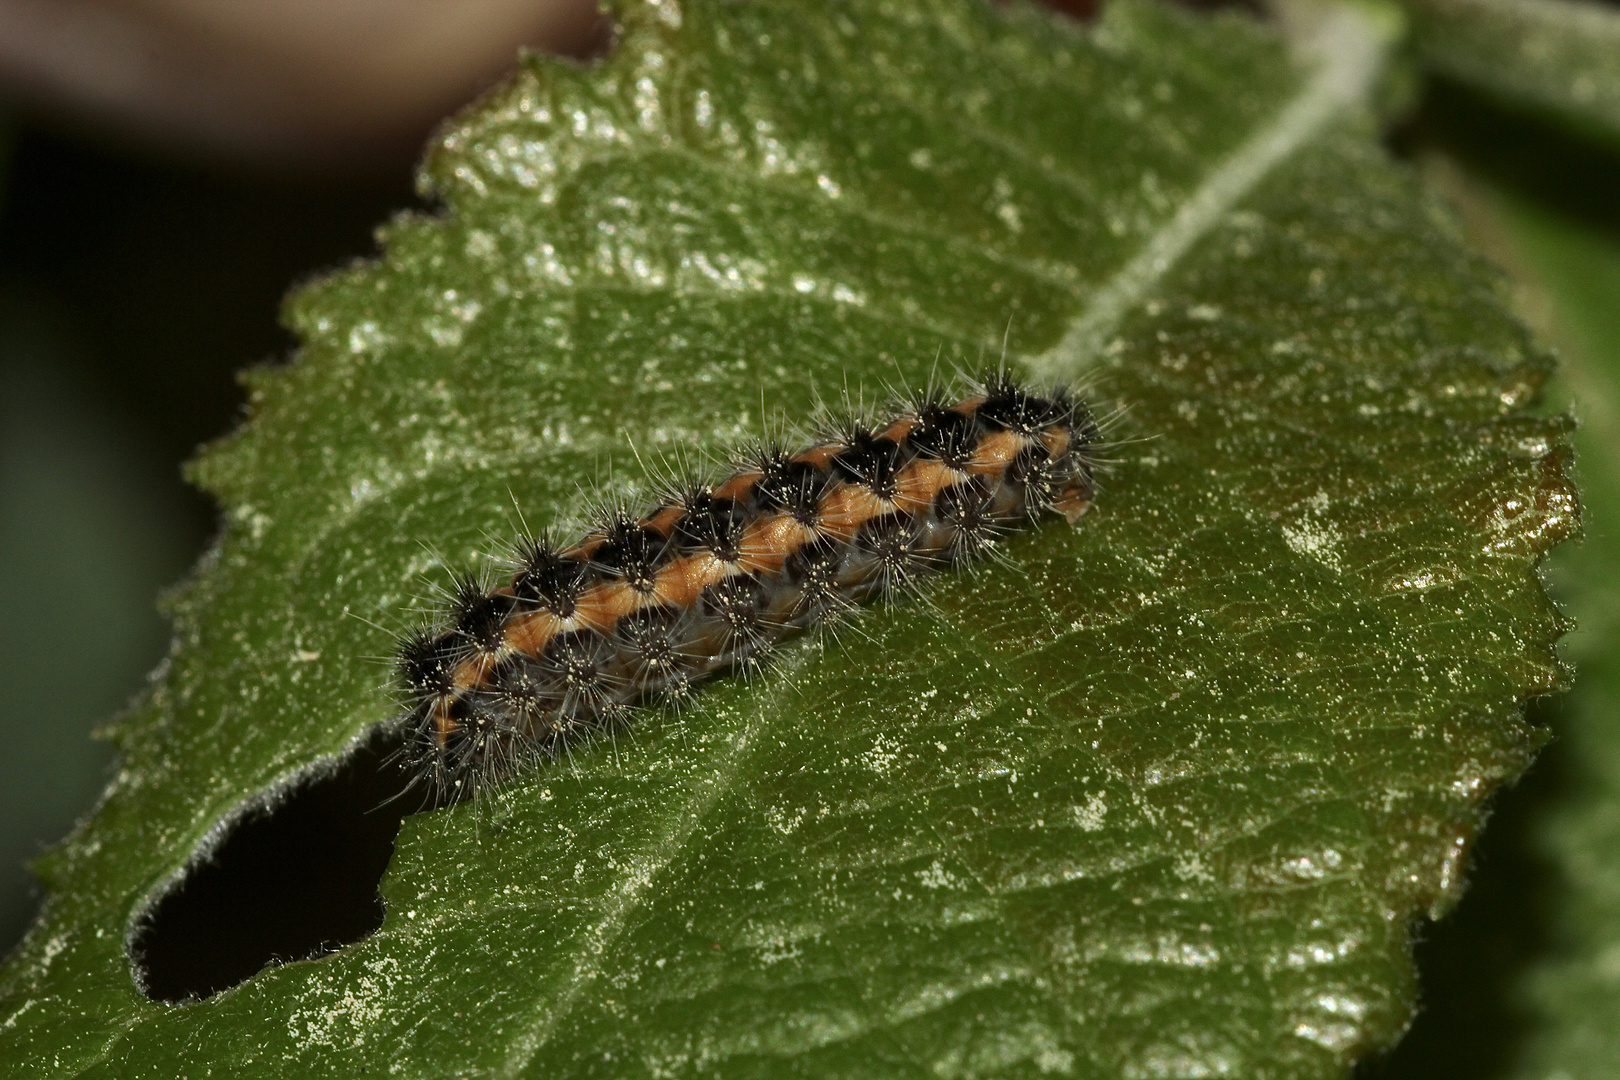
[592,515,669,593]
[1007,445,1065,517]
[615,604,687,685]
[752,450,828,524]
[450,576,515,656]
[398,629,458,701]
[857,513,925,594]
[830,429,903,500]
[700,575,769,650]
[784,534,846,619]
[540,630,622,713]
[512,537,588,616]
[905,398,978,469]
[976,375,1072,435]
[673,490,748,561]
[934,481,1001,565]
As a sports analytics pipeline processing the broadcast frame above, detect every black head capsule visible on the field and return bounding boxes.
[449,577,516,658]
[435,692,529,790]
[830,428,903,501]
[437,695,481,762]
[674,490,747,561]
[592,515,670,594]
[404,699,449,775]
[752,450,829,524]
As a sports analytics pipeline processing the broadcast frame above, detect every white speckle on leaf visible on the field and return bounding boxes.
[0,1000,36,1030]
[764,804,807,835]
[916,860,961,890]
[757,937,802,966]
[1292,1020,1362,1053]
[1072,792,1108,832]
[38,935,66,970]
[426,320,463,348]
[1281,493,1344,573]
[347,320,389,355]
[862,735,903,776]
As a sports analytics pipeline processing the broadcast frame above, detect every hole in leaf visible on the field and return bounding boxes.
[129,728,422,1002]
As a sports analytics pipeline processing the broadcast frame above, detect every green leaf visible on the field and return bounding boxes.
[1405,0,1620,150]
[0,1,1576,1076]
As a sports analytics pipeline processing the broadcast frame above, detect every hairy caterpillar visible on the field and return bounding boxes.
[397,374,1099,800]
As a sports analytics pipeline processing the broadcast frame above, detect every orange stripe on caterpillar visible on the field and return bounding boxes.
[396,375,1100,800]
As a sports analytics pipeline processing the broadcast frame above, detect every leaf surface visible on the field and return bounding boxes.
[0,2,1575,1077]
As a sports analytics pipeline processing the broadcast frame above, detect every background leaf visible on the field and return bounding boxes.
[1404,0,1620,149]
[1497,189,1620,1080]
[0,1,1576,1077]
[1398,161,1620,1080]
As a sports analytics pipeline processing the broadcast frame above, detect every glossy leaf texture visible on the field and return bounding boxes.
[0,1,1577,1077]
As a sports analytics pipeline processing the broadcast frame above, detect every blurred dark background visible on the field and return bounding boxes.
[0,1,1613,1077]
[0,121,407,949]
[0,0,607,954]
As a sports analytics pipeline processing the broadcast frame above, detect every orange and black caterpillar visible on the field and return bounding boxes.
[397,375,1099,800]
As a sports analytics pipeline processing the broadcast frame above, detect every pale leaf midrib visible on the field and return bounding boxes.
[1029,5,1385,383]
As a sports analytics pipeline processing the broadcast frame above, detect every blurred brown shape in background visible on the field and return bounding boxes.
[0,0,607,175]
